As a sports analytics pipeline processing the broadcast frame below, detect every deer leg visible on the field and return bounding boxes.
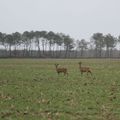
[81,72,83,76]
[89,71,92,76]
[87,71,89,76]
[65,72,68,76]
[63,70,68,76]
[66,72,68,76]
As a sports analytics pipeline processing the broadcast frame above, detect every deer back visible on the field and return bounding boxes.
[57,67,67,73]
[80,67,90,72]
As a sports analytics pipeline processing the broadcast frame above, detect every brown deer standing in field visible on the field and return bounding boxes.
[55,64,68,76]
[78,62,92,76]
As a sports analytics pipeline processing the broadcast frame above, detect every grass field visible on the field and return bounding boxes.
[0,59,120,120]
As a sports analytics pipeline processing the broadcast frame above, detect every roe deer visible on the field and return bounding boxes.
[78,62,92,76]
[55,64,68,76]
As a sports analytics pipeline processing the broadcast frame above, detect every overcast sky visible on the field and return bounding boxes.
[0,0,120,40]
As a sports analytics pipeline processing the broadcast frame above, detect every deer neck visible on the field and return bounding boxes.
[79,64,82,69]
[55,66,58,70]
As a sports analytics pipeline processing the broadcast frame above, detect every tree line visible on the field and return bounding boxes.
[0,31,120,58]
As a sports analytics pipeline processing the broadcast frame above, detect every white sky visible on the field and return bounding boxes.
[0,0,120,40]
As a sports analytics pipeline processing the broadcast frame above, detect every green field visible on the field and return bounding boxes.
[0,59,120,120]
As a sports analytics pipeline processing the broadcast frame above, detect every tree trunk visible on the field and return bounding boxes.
[65,46,68,58]
[9,45,12,57]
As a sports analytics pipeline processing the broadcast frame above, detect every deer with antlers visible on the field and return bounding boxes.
[78,62,92,76]
[55,64,68,76]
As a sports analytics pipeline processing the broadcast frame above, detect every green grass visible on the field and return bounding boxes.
[0,59,120,120]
